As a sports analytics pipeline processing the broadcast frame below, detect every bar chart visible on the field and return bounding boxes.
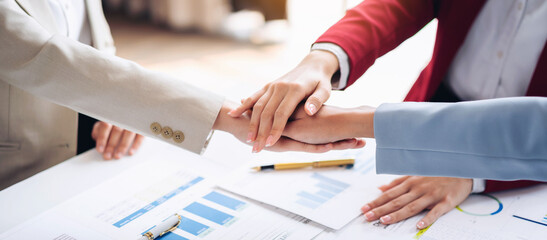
[295,173,350,209]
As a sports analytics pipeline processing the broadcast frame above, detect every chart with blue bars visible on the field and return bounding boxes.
[295,173,350,209]
[150,191,247,240]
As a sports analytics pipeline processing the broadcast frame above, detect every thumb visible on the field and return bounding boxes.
[305,81,331,116]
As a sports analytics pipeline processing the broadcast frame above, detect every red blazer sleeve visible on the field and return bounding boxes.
[315,0,437,89]
[484,180,544,193]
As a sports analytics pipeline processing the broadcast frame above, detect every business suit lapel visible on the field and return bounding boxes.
[15,0,60,34]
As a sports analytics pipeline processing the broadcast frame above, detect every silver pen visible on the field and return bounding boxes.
[139,214,181,240]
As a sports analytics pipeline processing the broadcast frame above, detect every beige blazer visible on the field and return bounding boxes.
[0,0,223,189]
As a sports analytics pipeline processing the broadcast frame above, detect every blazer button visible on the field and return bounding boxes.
[150,122,162,135]
[161,126,173,139]
[173,131,185,143]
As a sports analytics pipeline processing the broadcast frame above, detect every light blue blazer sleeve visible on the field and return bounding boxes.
[374,97,547,181]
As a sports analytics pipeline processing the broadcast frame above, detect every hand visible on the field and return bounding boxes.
[91,121,145,160]
[284,104,375,144]
[215,101,366,152]
[228,50,339,153]
[361,176,472,229]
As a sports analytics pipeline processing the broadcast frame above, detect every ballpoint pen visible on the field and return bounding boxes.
[252,158,355,171]
[139,214,181,240]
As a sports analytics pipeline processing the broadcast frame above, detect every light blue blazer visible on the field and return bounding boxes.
[374,97,547,181]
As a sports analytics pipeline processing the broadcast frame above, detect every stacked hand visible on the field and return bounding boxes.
[227,50,475,230]
[92,121,144,160]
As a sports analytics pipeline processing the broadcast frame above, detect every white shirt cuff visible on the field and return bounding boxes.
[311,43,350,90]
[471,179,486,193]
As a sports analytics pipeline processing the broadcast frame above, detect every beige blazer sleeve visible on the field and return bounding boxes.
[0,1,224,154]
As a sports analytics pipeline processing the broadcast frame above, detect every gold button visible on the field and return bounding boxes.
[161,126,173,139]
[173,131,185,143]
[150,122,162,135]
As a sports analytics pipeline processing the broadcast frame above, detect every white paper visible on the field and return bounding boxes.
[421,185,547,240]
[0,151,324,240]
[219,141,398,229]
[313,213,427,240]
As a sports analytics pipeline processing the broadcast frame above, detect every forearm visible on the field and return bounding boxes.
[374,97,547,181]
[0,2,223,153]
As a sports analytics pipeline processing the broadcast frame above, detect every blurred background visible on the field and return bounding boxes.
[102,0,437,108]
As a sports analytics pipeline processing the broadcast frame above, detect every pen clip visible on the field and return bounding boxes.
[159,214,181,237]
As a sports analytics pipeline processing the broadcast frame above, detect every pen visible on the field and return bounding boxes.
[252,158,355,171]
[139,214,181,240]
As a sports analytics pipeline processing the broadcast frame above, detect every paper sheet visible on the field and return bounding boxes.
[219,141,399,229]
[313,213,427,240]
[0,152,324,240]
[421,185,547,240]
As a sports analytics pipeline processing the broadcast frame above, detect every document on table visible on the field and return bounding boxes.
[219,141,398,229]
[0,152,324,240]
[421,185,547,240]
[313,213,427,240]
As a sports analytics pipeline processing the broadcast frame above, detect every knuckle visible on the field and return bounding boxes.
[390,199,404,209]
[274,110,288,120]
[253,103,265,111]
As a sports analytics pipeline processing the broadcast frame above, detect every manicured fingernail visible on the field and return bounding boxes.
[246,133,254,143]
[417,221,426,229]
[361,204,371,213]
[104,153,112,159]
[380,215,392,224]
[252,143,259,153]
[265,135,274,147]
[364,211,375,220]
[114,153,121,159]
[97,145,104,153]
[307,103,317,115]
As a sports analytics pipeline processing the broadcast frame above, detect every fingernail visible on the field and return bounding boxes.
[307,103,317,115]
[104,153,112,160]
[265,135,274,147]
[364,211,375,221]
[361,204,371,213]
[252,143,259,153]
[380,215,392,224]
[129,149,135,155]
[114,153,121,159]
[246,133,254,143]
[97,145,104,153]
[417,221,426,229]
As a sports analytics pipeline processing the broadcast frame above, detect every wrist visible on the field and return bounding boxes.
[301,50,339,79]
[352,106,375,138]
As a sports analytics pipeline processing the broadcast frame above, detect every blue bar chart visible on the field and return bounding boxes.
[184,202,235,225]
[177,215,210,236]
[203,191,246,211]
[113,177,204,228]
[295,173,350,209]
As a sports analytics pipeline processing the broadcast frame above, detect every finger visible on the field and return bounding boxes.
[229,88,267,117]
[268,89,309,147]
[103,126,123,160]
[328,138,367,150]
[378,176,411,192]
[417,199,455,229]
[250,89,273,151]
[269,137,332,153]
[291,104,309,120]
[304,80,330,115]
[94,122,112,153]
[379,195,433,225]
[114,131,136,159]
[255,86,288,152]
[365,191,421,222]
[362,183,411,220]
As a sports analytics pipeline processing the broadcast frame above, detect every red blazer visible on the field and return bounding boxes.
[316,0,546,192]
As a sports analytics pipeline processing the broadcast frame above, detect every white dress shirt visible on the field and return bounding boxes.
[47,0,91,44]
[312,0,547,192]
